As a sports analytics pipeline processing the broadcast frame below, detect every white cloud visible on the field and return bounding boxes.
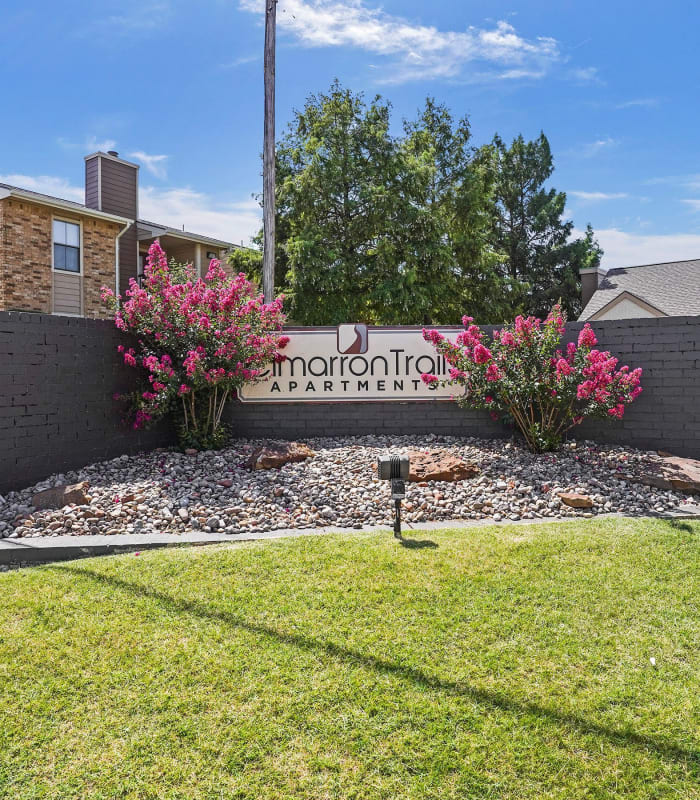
[129,151,169,179]
[578,137,618,158]
[579,227,700,270]
[239,0,560,83]
[80,1,171,37]
[0,173,85,203]
[86,136,118,153]
[649,175,700,208]
[616,98,659,109]
[58,135,118,153]
[646,173,700,190]
[569,190,628,201]
[139,186,260,244]
[570,66,602,84]
[220,54,259,68]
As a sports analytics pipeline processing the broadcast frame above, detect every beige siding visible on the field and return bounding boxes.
[53,270,82,315]
[139,239,227,277]
[164,241,197,265]
[592,295,664,321]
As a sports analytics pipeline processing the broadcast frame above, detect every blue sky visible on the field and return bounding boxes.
[2,0,700,268]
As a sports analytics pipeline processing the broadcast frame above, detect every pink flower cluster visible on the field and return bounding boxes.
[103,239,287,431]
[420,303,643,453]
[578,323,598,349]
[577,349,643,417]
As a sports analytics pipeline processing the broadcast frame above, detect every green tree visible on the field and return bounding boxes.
[238,85,602,325]
[227,245,262,287]
[488,133,602,319]
[371,99,505,324]
[408,100,508,324]
[276,81,399,324]
[275,87,502,324]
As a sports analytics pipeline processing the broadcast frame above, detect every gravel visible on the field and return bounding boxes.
[0,436,695,540]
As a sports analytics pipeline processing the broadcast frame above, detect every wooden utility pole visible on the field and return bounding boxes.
[262,0,277,302]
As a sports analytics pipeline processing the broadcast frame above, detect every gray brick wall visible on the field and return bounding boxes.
[228,316,700,459]
[1,312,698,494]
[0,311,172,493]
[566,316,700,457]
[228,398,507,440]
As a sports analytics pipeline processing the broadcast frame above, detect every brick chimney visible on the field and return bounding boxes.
[84,151,139,294]
[580,267,603,311]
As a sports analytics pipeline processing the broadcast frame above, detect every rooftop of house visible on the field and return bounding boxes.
[0,180,132,225]
[580,258,700,319]
[0,180,239,250]
[135,219,237,249]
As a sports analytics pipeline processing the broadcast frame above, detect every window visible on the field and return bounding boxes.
[53,220,80,272]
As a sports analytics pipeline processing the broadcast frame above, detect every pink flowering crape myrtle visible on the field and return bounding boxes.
[420,305,642,453]
[103,240,288,449]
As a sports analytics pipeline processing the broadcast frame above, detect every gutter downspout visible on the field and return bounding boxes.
[115,222,131,302]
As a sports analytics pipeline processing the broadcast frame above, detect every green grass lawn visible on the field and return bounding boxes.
[0,518,698,800]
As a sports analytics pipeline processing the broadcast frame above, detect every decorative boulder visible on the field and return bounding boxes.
[32,481,90,510]
[247,442,315,470]
[558,492,594,508]
[407,450,479,483]
[628,455,700,495]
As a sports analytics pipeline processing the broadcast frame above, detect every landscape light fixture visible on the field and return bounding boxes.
[376,454,410,539]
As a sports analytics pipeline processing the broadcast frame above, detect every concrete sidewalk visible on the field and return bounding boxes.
[0,527,345,566]
[2,507,699,567]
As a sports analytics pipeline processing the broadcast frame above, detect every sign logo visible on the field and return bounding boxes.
[239,325,464,404]
[337,323,368,354]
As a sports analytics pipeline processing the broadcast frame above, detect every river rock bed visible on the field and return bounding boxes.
[0,436,695,539]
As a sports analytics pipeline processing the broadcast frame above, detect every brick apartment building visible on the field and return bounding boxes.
[0,151,239,318]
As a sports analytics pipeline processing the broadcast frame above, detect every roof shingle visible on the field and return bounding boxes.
[579,259,700,319]
[0,181,238,248]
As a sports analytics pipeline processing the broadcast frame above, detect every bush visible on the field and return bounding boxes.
[102,240,288,450]
[421,305,642,452]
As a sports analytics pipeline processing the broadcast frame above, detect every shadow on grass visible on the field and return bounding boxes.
[59,564,699,767]
[666,519,695,534]
[396,536,438,549]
